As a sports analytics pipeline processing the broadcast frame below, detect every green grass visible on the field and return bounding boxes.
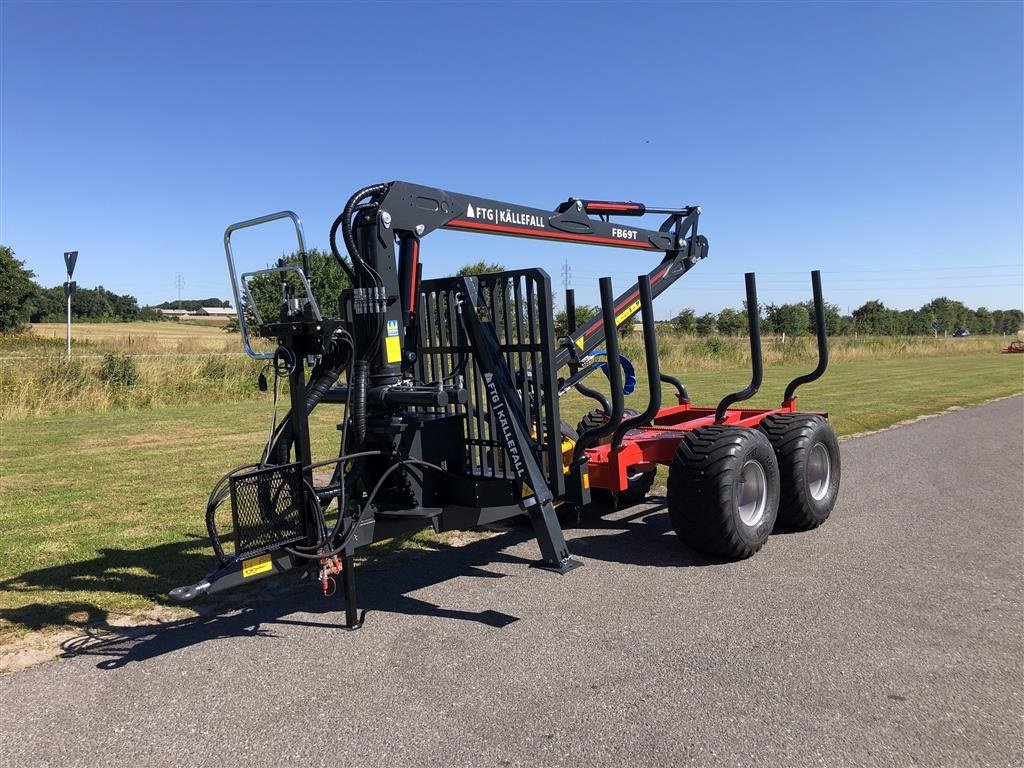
[1,351,1021,644]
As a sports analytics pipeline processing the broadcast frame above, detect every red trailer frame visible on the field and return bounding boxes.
[574,270,832,496]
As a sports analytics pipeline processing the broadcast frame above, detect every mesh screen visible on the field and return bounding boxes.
[230,462,306,559]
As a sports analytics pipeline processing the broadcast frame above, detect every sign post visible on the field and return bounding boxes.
[64,251,78,359]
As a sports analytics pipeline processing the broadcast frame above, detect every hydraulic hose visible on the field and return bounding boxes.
[328,212,356,284]
[351,359,369,446]
[338,183,389,270]
[270,351,347,466]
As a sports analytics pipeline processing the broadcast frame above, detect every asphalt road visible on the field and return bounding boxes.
[2,397,1022,768]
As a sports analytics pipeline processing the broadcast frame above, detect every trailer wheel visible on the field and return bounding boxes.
[667,426,780,558]
[758,414,840,530]
[577,408,656,509]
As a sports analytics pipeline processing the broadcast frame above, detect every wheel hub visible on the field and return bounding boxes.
[806,442,831,501]
[736,459,768,527]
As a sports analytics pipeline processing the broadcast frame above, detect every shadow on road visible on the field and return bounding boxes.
[566,498,733,568]
[2,500,718,669]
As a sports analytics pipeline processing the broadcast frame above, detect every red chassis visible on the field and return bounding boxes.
[585,397,827,492]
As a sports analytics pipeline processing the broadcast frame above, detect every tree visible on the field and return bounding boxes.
[901,309,933,336]
[764,303,810,337]
[0,246,40,332]
[672,308,696,334]
[456,260,506,276]
[799,300,842,336]
[717,307,747,336]
[919,297,971,334]
[972,307,993,335]
[554,304,599,338]
[245,249,349,334]
[695,312,718,336]
[851,300,892,335]
[991,309,1023,335]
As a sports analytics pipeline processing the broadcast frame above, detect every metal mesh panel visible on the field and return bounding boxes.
[416,269,564,496]
[229,463,306,559]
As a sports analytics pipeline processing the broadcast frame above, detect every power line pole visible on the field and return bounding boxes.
[175,273,184,306]
[560,257,572,293]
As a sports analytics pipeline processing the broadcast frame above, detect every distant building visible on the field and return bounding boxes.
[195,307,235,317]
[158,309,191,317]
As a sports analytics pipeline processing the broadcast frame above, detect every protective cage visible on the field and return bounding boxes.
[415,268,566,498]
[229,462,307,559]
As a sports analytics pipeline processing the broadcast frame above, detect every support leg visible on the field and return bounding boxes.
[341,546,364,630]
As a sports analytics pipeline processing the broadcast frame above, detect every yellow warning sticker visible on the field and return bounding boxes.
[615,298,642,328]
[385,335,402,364]
[583,472,590,489]
[242,553,272,578]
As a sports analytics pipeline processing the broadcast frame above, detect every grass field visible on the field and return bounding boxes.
[0,324,270,419]
[1,323,1016,419]
[27,321,234,352]
[2,348,1021,646]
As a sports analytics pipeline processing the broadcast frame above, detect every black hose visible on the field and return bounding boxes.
[339,183,389,269]
[328,211,356,284]
[351,359,369,446]
[270,346,348,466]
[287,457,456,560]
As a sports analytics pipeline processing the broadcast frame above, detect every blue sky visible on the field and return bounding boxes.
[2,1,1021,317]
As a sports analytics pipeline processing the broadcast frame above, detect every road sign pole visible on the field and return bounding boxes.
[63,251,78,360]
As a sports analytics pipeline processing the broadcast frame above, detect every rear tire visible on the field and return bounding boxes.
[758,414,840,530]
[667,426,780,559]
[577,408,656,509]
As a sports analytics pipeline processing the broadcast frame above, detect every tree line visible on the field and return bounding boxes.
[671,296,1022,337]
[236,253,1024,340]
[5,242,1020,337]
[0,245,234,331]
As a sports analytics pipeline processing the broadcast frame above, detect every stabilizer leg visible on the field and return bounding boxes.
[457,277,582,575]
[341,545,364,630]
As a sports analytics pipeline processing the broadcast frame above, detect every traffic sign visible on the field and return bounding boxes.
[64,251,78,278]
[64,281,77,298]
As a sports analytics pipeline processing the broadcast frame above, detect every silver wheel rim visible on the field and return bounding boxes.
[807,443,831,501]
[736,459,768,527]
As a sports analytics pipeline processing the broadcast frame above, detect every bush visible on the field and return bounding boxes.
[99,354,139,388]
[41,358,87,388]
[199,357,228,379]
[700,337,730,358]
[657,338,673,360]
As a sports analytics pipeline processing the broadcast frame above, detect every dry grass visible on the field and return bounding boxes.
[26,321,240,354]
[2,324,1018,421]
[0,324,273,419]
[0,354,265,419]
